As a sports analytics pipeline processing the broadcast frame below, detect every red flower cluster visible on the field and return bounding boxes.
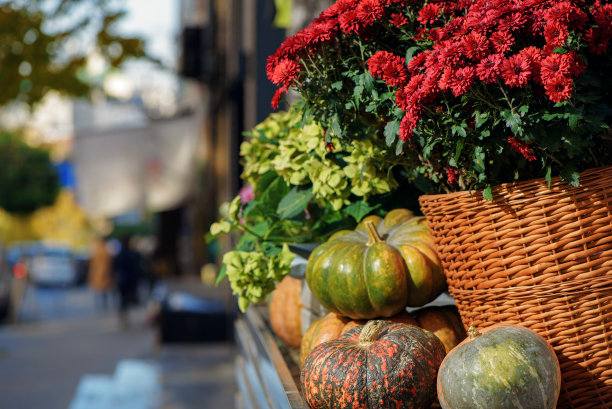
[392,0,611,141]
[446,166,460,185]
[508,137,537,161]
[368,51,408,87]
[267,0,612,146]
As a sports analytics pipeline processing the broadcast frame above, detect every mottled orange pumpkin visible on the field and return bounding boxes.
[301,320,446,409]
[306,208,446,319]
[269,275,303,349]
[299,310,418,367]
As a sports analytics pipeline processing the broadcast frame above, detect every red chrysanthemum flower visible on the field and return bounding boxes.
[491,30,514,54]
[407,52,427,74]
[339,10,361,34]
[367,52,386,78]
[399,111,419,142]
[389,13,409,28]
[328,0,360,17]
[367,51,408,88]
[396,74,425,111]
[508,137,537,161]
[566,51,586,76]
[270,58,301,87]
[438,68,454,91]
[544,22,568,51]
[450,66,476,97]
[302,20,338,46]
[271,88,284,110]
[593,3,612,31]
[437,41,464,67]
[544,1,587,30]
[418,3,442,25]
[356,0,385,27]
[446,166,459,185]
[540,53,571,83]
[518,46,543,82]
[476,53,504,83]
[502,54,531,87]
[462,31,491,60]
[585,28,610,55]
[544,75,573,103]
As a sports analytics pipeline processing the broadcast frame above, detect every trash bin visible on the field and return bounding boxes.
[158,291,233,343]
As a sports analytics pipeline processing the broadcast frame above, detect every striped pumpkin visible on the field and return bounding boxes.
[306,209,446,319]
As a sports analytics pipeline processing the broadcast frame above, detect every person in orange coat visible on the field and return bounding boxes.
[88,237,113,309]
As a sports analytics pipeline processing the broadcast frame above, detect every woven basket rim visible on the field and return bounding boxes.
[419,165,612,202]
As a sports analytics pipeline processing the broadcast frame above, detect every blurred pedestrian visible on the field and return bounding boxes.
[112,235,141,329]
[87,237,113,310]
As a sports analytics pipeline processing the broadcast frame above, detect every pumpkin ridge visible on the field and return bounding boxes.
[363,243,409,318]
[332,243,372,317]
[307,241,338,311]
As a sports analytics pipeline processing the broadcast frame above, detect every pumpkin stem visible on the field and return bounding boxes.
[364,221,383,246]
[358,320,385,347]
[468,326,480,340]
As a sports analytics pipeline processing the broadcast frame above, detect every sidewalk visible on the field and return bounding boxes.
[0,278,238,409]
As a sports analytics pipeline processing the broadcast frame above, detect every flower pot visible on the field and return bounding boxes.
[419,166,612,409]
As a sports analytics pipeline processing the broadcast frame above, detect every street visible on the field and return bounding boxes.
[0,282,237,409]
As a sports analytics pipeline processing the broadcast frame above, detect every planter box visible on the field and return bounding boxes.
[234,306,307,409]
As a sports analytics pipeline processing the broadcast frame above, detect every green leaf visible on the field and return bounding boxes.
[330,114,342,138]
[560,167,580,187]
[360,72,374,92]
[384,120,400,146]
[568,113,580,129]
[331,81,343,90]
[276,187,314,219]
[483,185,493,201]
[396,139,405,155]
[344,201,380,222]
[451,124,467,137]
[215,264,227,286]
[545,166,552,188]
[251,221,271,237]
[454,139,464,162]
[353,84,364,102]
[258,176,290,214]
[501,110,523,135]
[473,146,486,173]
[405,46,420,64]
[209,220,231,236]
[474,111,488,128]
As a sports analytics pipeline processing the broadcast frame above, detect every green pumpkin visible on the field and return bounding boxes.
[437,325,561,409]
[305,208,446,319]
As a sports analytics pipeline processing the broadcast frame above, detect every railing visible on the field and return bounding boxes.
[234,306,307,409]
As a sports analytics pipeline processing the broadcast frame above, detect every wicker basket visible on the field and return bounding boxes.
[419,166,612,409]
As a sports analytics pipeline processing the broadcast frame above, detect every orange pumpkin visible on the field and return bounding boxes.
[413,305,467,353]
[269,275,303,348]
[299,310,418,366]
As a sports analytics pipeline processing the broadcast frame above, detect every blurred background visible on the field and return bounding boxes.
[0,1,332,408]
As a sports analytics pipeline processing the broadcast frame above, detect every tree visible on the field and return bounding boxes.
[0,131,59,215]
[0,0,152,215]
[0,0,150,107]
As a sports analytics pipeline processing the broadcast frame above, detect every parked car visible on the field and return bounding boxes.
[28,248,78,287]
[6,243,80,288]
